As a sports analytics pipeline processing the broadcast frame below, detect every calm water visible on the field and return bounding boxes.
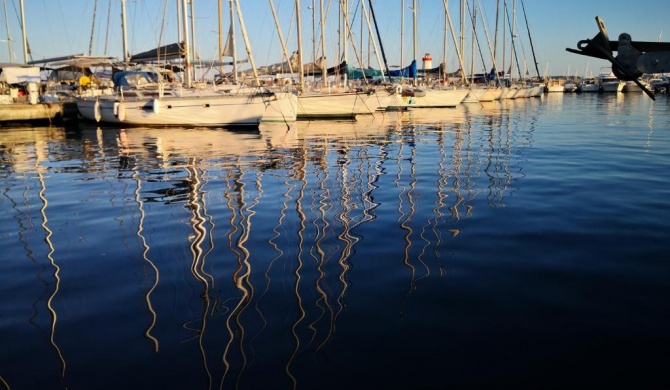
[1,93,669,389]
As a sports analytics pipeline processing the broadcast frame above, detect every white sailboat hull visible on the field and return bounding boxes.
[77,93,267,126]
[261,92,298,122]
[297,92,377,119]
[400,88,469,108]
[468,87,504,102]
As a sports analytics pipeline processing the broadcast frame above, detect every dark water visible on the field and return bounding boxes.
[1,93,669,389]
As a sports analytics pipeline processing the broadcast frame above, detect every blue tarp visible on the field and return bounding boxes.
[387,60,417,78]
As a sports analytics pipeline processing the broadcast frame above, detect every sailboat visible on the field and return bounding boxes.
[388,0,469,109]
[293,0,394,119]
[76,0,287,127]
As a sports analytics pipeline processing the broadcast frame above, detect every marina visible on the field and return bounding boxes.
[1,93,670,388]
[2,0,670,388]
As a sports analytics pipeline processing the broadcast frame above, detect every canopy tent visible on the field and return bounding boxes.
[0,64,41,84]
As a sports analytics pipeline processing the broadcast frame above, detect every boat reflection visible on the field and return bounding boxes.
[0,106,531,388]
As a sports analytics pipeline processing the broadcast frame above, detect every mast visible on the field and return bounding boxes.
[229,0,237,83]
[121,0,129,63]
[181,0,192,87]
[268,0,294,74]
[511,0,519,80]
[412,0,417,85]
[88,0,98,56]
[19,0,27,63]
[319,0,327,86]
[493,0,500,70]
[443,0,447,76]
[442,0,468,85]
[311,0,316,67]
[469,0,475,84]
[520,0,540,79]
[459,0,465,62]
[400,0,404,72]
[218,0,226,76]
[359,0,385,83]
[190,0,196,61]
[3,0,12,62]
[504,0,521,81]
[218,0,223,62]
[233,0,261,86]
[502,0,512,78]
[104,0,112,55]
[296,0,305,91]
[343,0,348,86]
[367,0,390,77]
[176,0,182,43]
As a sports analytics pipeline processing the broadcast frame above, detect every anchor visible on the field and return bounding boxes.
[566,16,670,100]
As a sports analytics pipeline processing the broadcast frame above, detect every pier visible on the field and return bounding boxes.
[0,102,78,125]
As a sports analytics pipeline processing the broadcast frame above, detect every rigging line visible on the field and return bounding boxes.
[367,0,390,77]
[10,0,31,60]
[465,0,487,73]
[157,0,170,62]
[88,0,98,55]
[103,0,111,55]
[519,0,540,79]
[3,0,13,61]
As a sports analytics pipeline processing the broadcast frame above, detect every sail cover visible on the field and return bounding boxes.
[388,60,417,78]
[130,42,185,62]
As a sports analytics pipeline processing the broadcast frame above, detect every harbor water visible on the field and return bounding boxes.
[1,93,669,388]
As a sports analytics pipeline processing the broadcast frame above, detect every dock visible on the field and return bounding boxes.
[0,102,78,126]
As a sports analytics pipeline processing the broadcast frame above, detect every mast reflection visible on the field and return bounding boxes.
[0,106,532,388]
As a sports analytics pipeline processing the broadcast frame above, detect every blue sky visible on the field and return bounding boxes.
[1,0,667,77]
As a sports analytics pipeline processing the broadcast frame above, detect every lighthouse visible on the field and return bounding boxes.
[422,53,433,71]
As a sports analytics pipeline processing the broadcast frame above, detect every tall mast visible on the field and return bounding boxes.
[311,0,316,66]
[229,0,237,83]
[512,0,518,79]
[176,0,182,43]
[296,0,305,91]
[181,0,192,87]
[442,0,468,85]
[88,0,98,56]
[476,0,500,84]
[400,0,404,71]
[502,0,512,77]
[343,0,349,87]
[520,0,540,79]
[233,0,260,86]
[104,0,112,55]
[121,0,129,63]
[359,0,385,82]
[367,0,389,78]
[3,0,13,62]
[268,0,294,74]
[412,0,417,85]
[319,0,327,86]
[19,0,27,63]
[443,0,447,74]
[494,0,500,70]
[190,0,196,62]
[218,0,222,62]
[459,0,465,62]
[469,0,475,83]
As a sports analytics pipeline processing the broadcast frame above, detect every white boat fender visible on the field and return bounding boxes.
[395,85,403,95]
[93,100,101,122]
[116,102,126,121]
[152,99,160,115]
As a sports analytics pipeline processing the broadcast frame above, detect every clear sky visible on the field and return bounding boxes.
[1,0,667,77]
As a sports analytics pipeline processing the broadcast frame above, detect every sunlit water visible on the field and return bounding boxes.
[1,93,669,389]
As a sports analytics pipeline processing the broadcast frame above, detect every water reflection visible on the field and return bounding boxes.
[0,104,536,388]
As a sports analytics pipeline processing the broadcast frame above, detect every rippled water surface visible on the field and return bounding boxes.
[1,93,669,389]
